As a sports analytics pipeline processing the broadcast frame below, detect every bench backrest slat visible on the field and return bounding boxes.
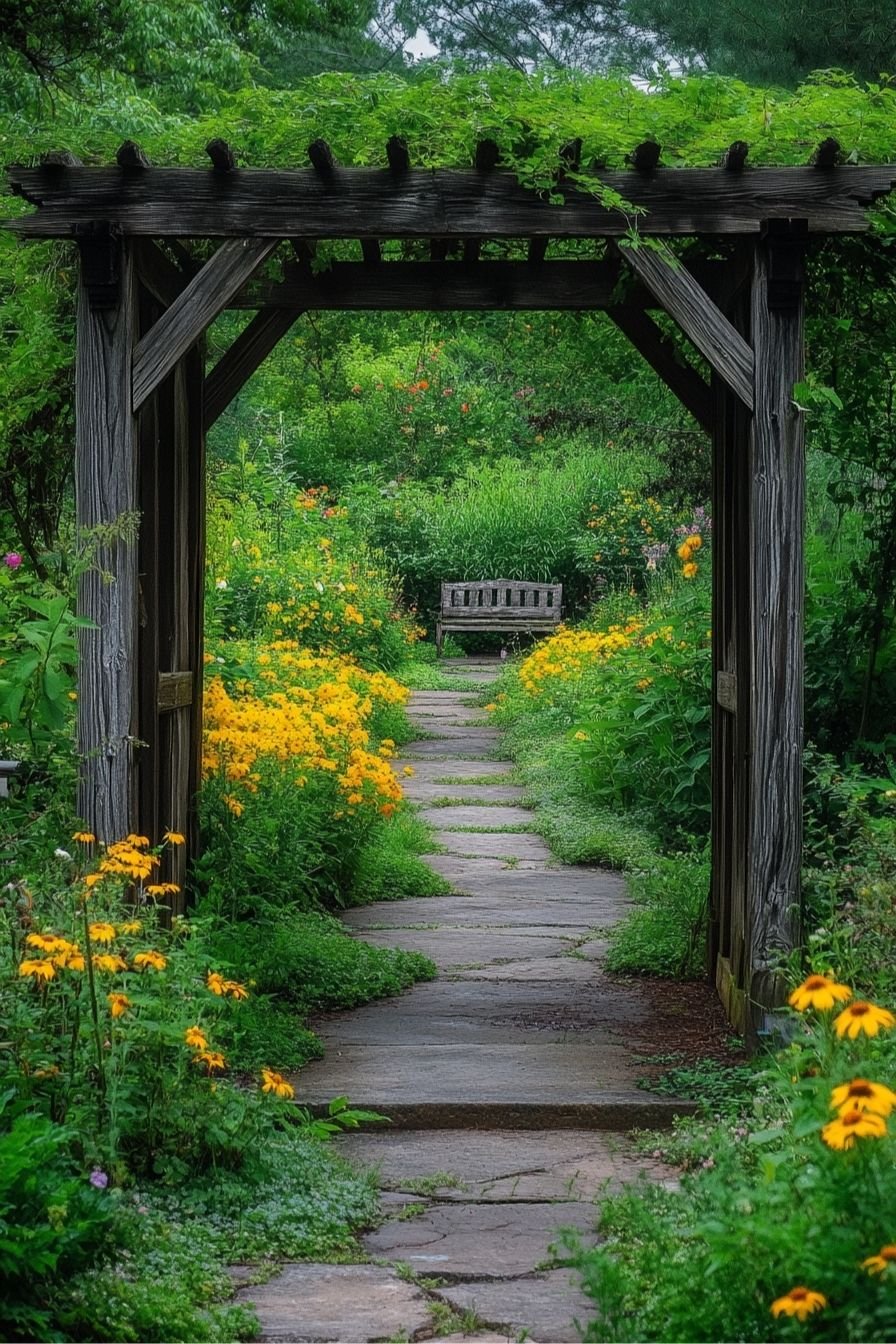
[440,579,562,619]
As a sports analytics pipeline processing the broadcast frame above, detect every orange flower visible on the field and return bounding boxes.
[862,1245,896,1275]
[830,1079,896,1118]
[206,971,227,996]
[19,958,56,982]
[789,974,852,1012]
[72,831,96,844]
[822,1105,887,1149]
[833,1001,896,1039]
[184,1026,208,1050]
[164,830,186,845]
[133,949,167,972]
[222,979,249,1001]
[107,992,131,1018]
[193,1050,226,1072]
[770,1287,827,1321]
[260,1068,295,1099]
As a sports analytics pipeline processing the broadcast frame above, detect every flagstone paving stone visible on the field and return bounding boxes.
[243,667,693,1343]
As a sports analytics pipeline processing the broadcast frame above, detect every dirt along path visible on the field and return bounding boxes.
[235,658,696,1342]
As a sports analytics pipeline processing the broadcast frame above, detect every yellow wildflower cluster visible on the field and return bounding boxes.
[518,621,673,700]
[203,650,406,817]
[19,917,170,985]
[677,532,702,580]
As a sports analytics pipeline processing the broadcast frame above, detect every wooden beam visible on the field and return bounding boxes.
[204,306,305,426]
[812,137,842,169]
[723,141,749,172]
[132,238,279,411]
[619,241,754,410]
[628,140,661,173]
[360,239,381,265]
[133,239,190,307]
[157,671,193,712]
[40,150,82,169]
[527,237,548,264]
[308,139,336,178]
[230,258,734,312]
[474,139,500,171]
[747,228,806,1030]
[206,138,237,172]
[116,141,150,170]
[608,307,713,432]
[386,136,410,175]
[76,239,139,841]
[9,165,894,238]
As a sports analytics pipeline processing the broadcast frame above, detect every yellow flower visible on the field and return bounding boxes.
[573,730,589,741]
[223,979,249,1001]
[687,535,702,551]
[682,562,699,579]
[118,920,142,936]
[789,974,852,1012]
[92,954,127,973]
[184,1026,208,1050]
[206,971,227,996]
[133,950,167,972]
[770,1287,827,1321]
[834,1001,896,1039]
[107,992,131,1018]
[193,1050,226,1072]
[126,834,151,849]
[862,1245,896,1275]
[88,922,117,944]
[830,1079,896,1118]
[261,1068,295,1099]
[164,830,186,845]
[822,1105,888,1149]
[19,958,56,982]
[72,831,96,844]
[402,766,415,777]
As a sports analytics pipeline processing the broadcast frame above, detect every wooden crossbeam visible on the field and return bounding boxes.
[9,165,894,238]
[133,239,190,307]
[132,239,278,411]
[229,258,733,312]
[204,306,305,426]
[609,307,713,432]
[618,241,754,410]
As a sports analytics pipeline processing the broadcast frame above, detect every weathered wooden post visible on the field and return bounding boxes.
[746,222,807,1031]
[74,224,139,842]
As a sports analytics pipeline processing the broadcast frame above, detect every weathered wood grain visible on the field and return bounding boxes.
[132,238,278,410]
[620,241,755,410]
[747,236,805,1027]
[133,239,189,307]
[76,241,139,841]
[157,670,194,711]
[204,306,305,426]
[436,581,563,652]
[7,165,894,238]
[608,307,712,433]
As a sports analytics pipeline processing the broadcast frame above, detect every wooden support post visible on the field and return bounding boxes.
[747,225,806,1031]
[75,234,139,841]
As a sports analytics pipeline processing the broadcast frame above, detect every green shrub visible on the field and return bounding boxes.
[0,1105,113,1342]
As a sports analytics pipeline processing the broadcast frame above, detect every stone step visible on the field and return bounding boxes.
[403,781,527,804]
[432,830,551,860]
[420,804,534,828]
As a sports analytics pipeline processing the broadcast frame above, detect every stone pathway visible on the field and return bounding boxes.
[236,658,690,1342]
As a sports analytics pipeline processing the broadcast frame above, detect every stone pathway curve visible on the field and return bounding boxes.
[236,659,689,1342]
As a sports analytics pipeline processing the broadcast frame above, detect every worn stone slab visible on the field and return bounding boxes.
[423,855,629,901]
[402,739,502,759]
[421,804,534,829]
[432,830,552,860]
[452,956,597,983]
[403,782,527,804]
[363,1201,596,1278]
[234,1263,432,1342]
[437,1270,593,1343]
[413,724,502,741]
[397,758,515,779]
[352,926,580,968]
[340,1129,674,1201]
[343,896,605,929]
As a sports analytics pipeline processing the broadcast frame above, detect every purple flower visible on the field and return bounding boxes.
[89,1168,109,1189]
[4,553,22,570]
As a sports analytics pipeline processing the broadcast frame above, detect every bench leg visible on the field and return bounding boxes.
[435,618,443,657]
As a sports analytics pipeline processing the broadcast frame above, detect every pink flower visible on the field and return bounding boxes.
[4,553,22,569]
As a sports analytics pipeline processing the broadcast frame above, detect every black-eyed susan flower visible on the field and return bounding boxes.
[133,950,167,972]
[126,834,151,848]
[682,561,698,579]
[822,1104,887,1149]
[862,1245,896,1275]
[788,974,852,1012]
[261,1068,295,1099]
[164,830,186,845]
[833,1001,896,1039]
[193,1050,226,1072]
[107,992,131,1019]
[830,1079,896,1118]
[184,1026,208,1050]
[118,920,142,936]
[222,978,249,1000]
[72,831,96,844]
[206,971,227,996]
[92,954,127,974]
[88,921,116,944]
[19,957,56,982]
[770,1287,827,1321]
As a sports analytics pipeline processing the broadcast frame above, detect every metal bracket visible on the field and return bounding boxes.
[73,220,121,309]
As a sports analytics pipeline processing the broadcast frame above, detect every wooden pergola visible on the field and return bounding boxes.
[6,135,895,1035]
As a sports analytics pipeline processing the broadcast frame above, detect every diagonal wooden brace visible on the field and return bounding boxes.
[204,306,305,427]
[608,307,713,433]
[618,241,754,411]
[132,238,279,411]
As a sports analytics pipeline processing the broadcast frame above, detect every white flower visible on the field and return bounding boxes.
[314,580,325,594]
[215,579,228,590]
[54,848,73,862]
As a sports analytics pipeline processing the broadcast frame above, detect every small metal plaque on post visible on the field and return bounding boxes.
[716,671,738,713]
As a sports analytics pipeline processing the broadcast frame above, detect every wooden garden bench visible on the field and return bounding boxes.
[436,580,563,653]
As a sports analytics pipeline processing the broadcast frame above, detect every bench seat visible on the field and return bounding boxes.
[436,579,562,653]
